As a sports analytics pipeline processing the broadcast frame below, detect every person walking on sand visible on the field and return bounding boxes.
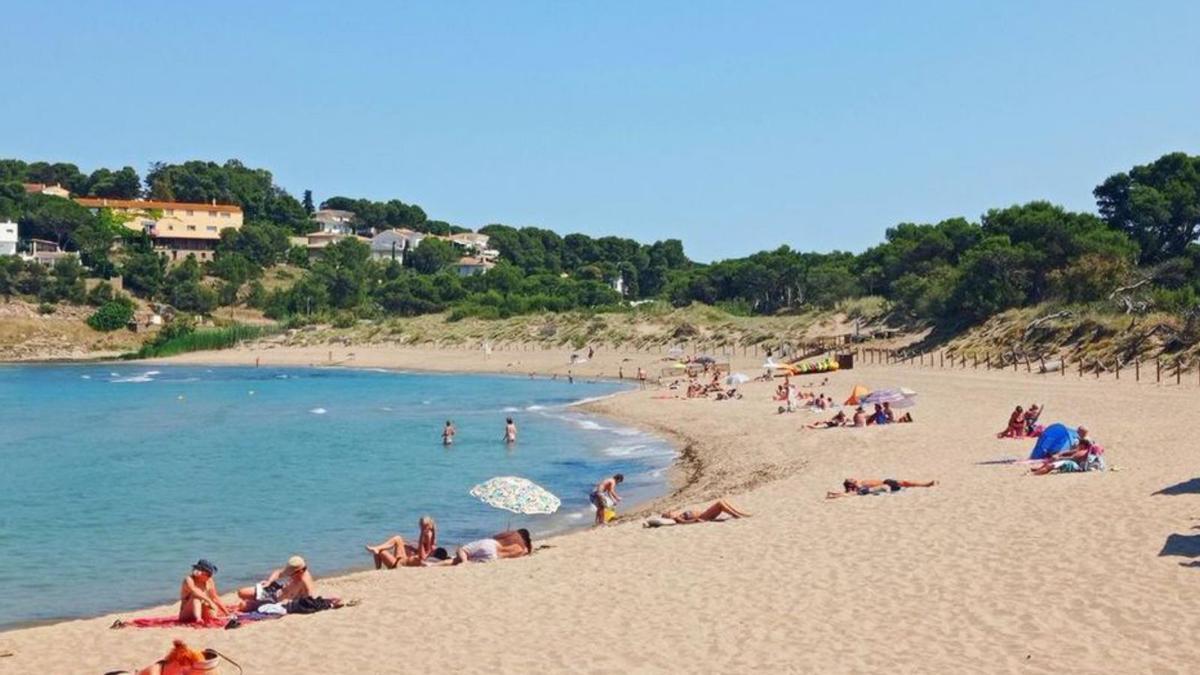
[637,367,647,389]
[504,417,518,444]
[442,420,456,446]
[591,473,624,525]
[178,559,230,623]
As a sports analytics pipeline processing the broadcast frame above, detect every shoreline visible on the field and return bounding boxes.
[5,343,1200,672]
[0,358,684,635]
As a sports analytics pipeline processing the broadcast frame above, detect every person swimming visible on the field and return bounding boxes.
[442,420,456,446]
[503,417,517,444]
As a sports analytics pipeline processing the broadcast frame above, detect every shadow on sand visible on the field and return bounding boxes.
[1152,478,1200,496]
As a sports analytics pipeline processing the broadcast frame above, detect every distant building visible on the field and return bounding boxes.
[448,232,499,260]
[22,183,71,198]
[306,231,369,260]
[453,256,495,277]
[22,238,75,266]
[74,197,244,263]
[370,228,425,263]
[609,274,627,296]
[312,209,356,235]
[0,220,16,256]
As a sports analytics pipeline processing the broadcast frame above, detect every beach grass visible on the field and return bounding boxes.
[124,323,280,359]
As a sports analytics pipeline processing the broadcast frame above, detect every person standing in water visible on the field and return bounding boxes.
[503,417,517,444]
[442,420,456,446]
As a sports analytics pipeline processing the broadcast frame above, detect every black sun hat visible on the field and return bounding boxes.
[192,559,218,575]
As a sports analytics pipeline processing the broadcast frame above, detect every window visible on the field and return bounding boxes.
[220,212,230,218]
[207,226,217,232]
[186,210,194,216]
[208,211,216,217]
[187,225,196,231]
[165,209,174,215]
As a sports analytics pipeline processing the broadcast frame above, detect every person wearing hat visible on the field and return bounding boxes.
[235,555,316,611]
[178,559,230,623]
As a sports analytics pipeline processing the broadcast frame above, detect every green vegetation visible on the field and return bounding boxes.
[87,296,135,331]
[2,152,1199,348]
[127,321,278,359]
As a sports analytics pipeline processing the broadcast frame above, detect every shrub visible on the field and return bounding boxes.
[37,302,56,315]
[86,281,115,307]
[87,298,135,331]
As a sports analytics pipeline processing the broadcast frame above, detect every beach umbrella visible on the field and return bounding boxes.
[861,389,907,405]
[844,384,871,405]
[726,372,750,385]
[470,476,561,516]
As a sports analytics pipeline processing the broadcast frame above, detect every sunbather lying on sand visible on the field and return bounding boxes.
[365,516,438,568]
[659,499,751,523]
[826,478,938,499]
[805,410,847,429]
[450,529,532,564]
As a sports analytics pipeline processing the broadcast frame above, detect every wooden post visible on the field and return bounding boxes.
[1177,358,1182,385]
[1135,359,1140,382]
[985,353,991,369]
[1115,359,1120,380]
[1079,358,1084,378]
[1156,359,1161,383]
[973,354,978,369]
[940,351,944,368]
[1024,355,1031,372]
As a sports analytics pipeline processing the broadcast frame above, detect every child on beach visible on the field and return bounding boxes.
[178,559,230,623]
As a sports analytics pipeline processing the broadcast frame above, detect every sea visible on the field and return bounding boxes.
[0,364,674,629]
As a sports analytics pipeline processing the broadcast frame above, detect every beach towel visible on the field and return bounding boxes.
[1029,423,1078,460]
[120,613,281,629]
[644,516,677,528]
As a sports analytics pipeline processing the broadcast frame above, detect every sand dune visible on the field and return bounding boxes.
[3,345,1199,673]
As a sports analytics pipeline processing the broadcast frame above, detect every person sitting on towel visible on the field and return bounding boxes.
[236,555,316,611]
[178,559,231,623]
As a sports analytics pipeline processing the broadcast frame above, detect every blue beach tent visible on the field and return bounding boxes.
[1029,423,1079,460]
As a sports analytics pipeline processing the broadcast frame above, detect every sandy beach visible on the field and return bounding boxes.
[4,344,1200,674]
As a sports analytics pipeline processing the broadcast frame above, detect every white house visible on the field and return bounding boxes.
[312,209,356,235]
[306,231,368,260]
[448,232,499,260]
[0,220,17,256]
[609,273,626,296]
[22,238,75,266]
[370,228,427,263]
[453,256,495,277]
[22,183,71,198]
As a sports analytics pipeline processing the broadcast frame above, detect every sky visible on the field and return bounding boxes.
[2,1,1199,262]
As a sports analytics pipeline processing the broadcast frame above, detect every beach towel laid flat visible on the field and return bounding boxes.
[120,612,281,629]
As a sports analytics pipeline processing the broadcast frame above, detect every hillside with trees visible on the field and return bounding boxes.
[1,152,1199,361]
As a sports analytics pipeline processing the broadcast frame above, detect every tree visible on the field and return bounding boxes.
[311,238,372,309]
[163,256,217,313]
[302,189,315,215]
[121,238,167,298]
[1095,152,1200,263]
[407,237,457,274]
[19,195,96,247]
[87,296,135,331]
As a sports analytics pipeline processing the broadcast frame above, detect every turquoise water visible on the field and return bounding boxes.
[0,364,673,629]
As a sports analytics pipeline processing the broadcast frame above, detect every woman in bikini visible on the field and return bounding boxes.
[997,406,1025,438]
[660,499,751,524]
[365,516,439,568]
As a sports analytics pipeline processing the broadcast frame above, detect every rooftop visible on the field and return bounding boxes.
[74,197,243,214]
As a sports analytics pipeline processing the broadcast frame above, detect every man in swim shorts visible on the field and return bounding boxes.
[590,474,624,525]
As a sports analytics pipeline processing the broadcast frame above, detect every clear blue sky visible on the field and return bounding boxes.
[3,1,1198,261]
